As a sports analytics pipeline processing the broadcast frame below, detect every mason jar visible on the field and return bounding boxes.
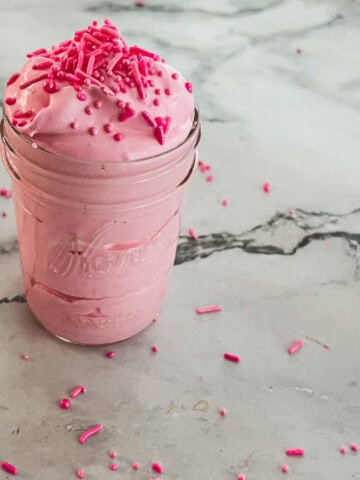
[0,108,200,345]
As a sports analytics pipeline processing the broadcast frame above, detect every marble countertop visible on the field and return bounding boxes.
[1,0,360,478]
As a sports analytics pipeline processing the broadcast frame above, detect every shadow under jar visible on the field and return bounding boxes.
[0,108,200,345]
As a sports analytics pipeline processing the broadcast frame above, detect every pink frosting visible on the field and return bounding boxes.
[4,19,194,161]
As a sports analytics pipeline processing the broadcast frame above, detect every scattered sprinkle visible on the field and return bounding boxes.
[110,451,117,459]
[222,199,228,207]
[21,353,29,360]
[59,398,71,410]
[151,346,158,353]
[196,305,222,314]
[350,443,359,452]
[340,446,346,454]
[286,449,304,456]
[89,127,98,136]
[153,98,160,107]
[6,72,21,86]
[114,133,124,142]
[206,174,214,182]
[106,351,115,358]
[0,188,12,198]
[85,106,95,115]
[288,340,303,355]
[77,469,85,479]
[104,123,113,133]
[296,47,303,54]
[135,0,145,6]
[224,352,240,363]
[152,463,163,474]
[109,464,119,471]
[171,73,179,80]
[132,463,140,470]
[262,182,270,193]
[5,97,17,106]
[189,228,198,240]
[2,212,7,218]
[282,464,289,473]
[185,81,193,93]
[219,408,227,416]
[77,93,87,102]
[238,475,246,480]
[70,385,86,399]
[70,121,79,129]
[1,461,18,475]
[79,424,104,444]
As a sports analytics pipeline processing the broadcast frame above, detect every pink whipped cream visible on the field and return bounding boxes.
[1,19,198,345]
[4,19,194,161]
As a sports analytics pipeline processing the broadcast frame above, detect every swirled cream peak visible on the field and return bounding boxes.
[4,19,194,161]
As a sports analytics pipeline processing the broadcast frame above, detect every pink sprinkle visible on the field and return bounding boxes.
[340,446,346,454]
[132,462,140,470]
[85,106,94,115]
[282,464,289,473]
[151,346,158,353]
[224,352,240,363]
[185,82,193,93]
[110,451,117,459]
[153,98,160,107]
[152,463,163,474]
[155,88,161,95]
[154,126,165,145]
[139,58,148,76]
[262,182,270,193]
[104,123,113,133]
[33,60,53,70]
[2,212,7,218]
[135,0,145,6]
[70,121,79,129]
[94,100,102,109]
[288,340,303,355]
[164,88,172,96]
[106,351,115,358]
[350,443,359,452]
[20,73,48,90]
[17,120,27,127]
[142,111,157,127]
[171,73,179,80]
[238,475,246,480]
[130,46,160,61]
[43,79,60,94]
[79,424,104,444]
[21,353,29,360]
[1,462,18,475]
[222,199,228,206]
[296,47,303,54]
[26,47,47,58]
[5,97,17,106]
[131,60,147,100]
[70,385,86,399]
[189,228,198,240]
[59,398,71,410]
[118,109,136,122]
[196,305,221,314]
[163,116,171,134]
[77,469,84,479]
[206,174,214,182]
[7,72,21,86]
[77,93,87,101]
[89,127,98,136]
[114,133,124,142]
[219,408,227,416]
[286,449,304,456]
[109,464,119,471]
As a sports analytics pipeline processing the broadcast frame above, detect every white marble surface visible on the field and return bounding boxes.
[1,0,360,479]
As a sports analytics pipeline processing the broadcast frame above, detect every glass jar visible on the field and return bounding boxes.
[0,108,200,345]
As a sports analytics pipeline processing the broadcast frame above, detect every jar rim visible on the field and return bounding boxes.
[2,105,200,166]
